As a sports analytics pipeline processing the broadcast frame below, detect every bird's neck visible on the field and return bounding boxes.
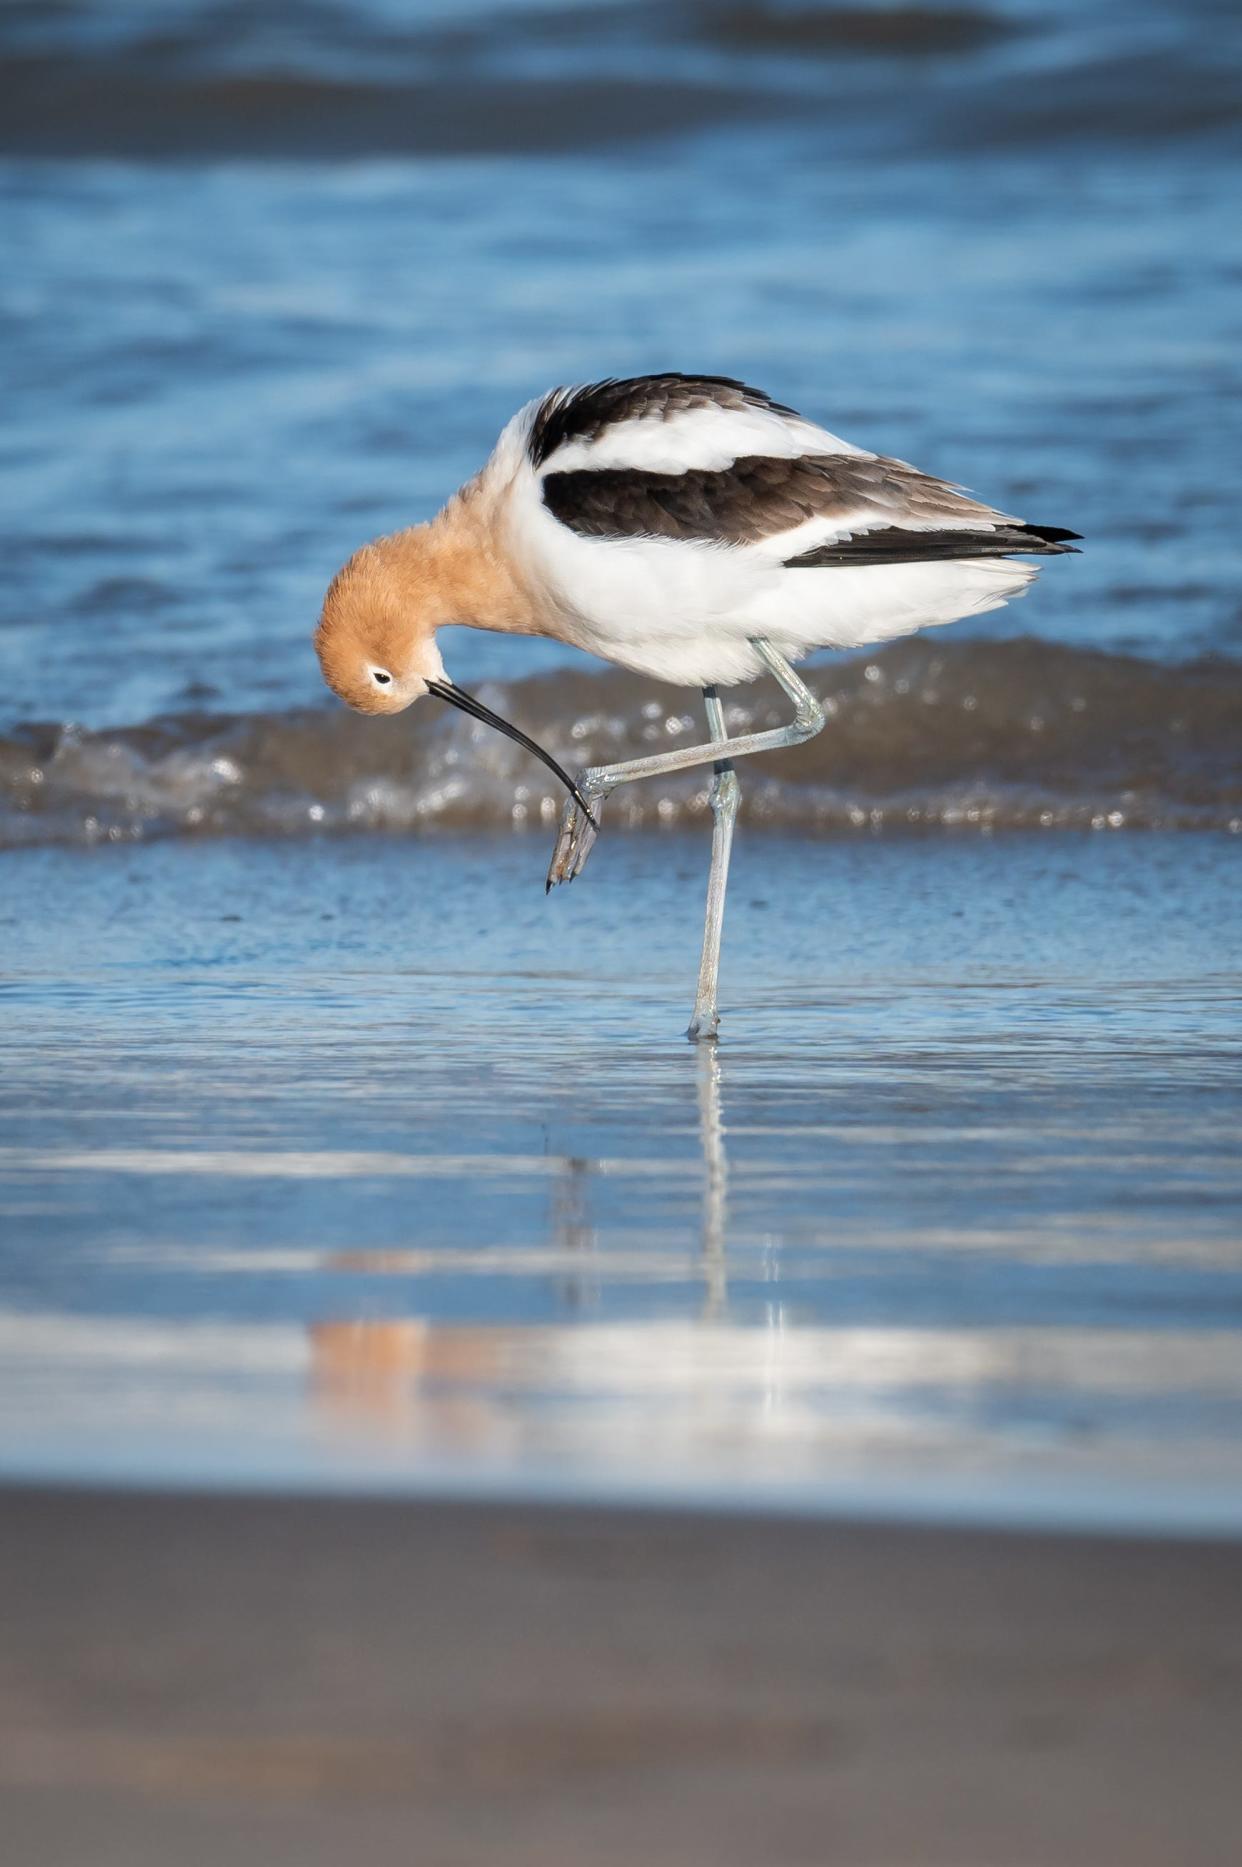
[380,489,543,639]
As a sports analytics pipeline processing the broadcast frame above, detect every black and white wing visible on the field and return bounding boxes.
[524,374,1078,565]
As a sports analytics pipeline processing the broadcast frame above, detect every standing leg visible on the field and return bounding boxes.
[688,686,740,1042]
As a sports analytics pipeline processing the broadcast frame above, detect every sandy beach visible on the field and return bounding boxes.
[3,1483,1241,1866]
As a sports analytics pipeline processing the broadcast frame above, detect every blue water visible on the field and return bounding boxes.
[1,0,1240,1525]
[1,832,1240,1527]
[1,0,1240,736]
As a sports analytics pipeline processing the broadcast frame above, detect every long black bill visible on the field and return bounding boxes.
[426,679,598,828]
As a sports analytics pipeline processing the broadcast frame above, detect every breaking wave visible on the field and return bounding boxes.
[3,640,1239,850]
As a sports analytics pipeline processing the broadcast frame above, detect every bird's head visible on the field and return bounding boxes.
[315,535,447,717]
[313,527,597,824]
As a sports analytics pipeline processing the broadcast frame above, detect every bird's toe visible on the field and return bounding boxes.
[545,796,602,890]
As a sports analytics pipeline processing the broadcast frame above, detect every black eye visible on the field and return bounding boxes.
[372,669,392,686]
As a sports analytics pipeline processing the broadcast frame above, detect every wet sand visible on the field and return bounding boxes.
[2,1483,1240,1866]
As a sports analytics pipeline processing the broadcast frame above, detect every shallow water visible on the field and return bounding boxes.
[1,832,1239,1527]
[2,0,1241,1527]
[4,636,1240,848]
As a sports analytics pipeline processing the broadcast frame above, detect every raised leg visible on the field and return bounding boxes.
[546,638,824,889]
[687,686,739,1042]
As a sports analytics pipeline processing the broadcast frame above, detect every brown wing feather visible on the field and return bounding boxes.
[542,452,1009,546]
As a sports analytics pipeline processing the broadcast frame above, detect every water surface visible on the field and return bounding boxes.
[1,0,1240,1527]
[2,832,1239,1528]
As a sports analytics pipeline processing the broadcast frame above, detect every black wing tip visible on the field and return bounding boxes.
[1017,523,1082,552]
[785,521,1083,569]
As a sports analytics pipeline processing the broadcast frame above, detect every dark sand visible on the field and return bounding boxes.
[2,1485,1240,1866]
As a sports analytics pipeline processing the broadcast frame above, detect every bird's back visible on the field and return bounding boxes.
[486,374,1077,688]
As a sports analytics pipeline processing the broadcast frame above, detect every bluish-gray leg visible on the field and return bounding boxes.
[687,686,739,1042]
[546,638,824,889]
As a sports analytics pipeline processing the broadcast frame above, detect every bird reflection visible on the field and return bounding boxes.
[548,1155,598,1312]
[696,1043,729,1318]
[309,1050,733,1432]
[310,1317,505,1444]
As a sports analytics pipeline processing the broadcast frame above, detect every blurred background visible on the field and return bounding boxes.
[2,0,1240,741]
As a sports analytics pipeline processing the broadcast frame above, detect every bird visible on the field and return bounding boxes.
[314,372,1079,1039]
